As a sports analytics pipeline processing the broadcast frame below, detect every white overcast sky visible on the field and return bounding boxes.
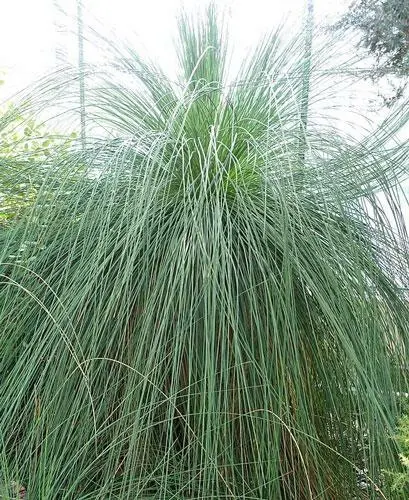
[0,0,350,99]
[0,0,408,223]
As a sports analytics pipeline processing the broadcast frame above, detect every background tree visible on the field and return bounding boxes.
[335,0,409,105]
[0,84,77,226]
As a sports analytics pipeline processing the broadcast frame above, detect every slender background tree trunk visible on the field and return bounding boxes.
[299,0,314,165]
[77,0,86,150]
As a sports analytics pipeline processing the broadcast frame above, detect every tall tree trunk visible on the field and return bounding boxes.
[298,0,314,165]
[77,0,86,150]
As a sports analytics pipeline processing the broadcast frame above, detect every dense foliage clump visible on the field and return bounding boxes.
[0,6,409,499]
[335,0,409,105]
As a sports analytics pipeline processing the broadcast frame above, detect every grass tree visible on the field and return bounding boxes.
[0,5,409,499]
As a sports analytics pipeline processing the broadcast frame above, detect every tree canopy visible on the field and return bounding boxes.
[0,87,77,226]
[335,0,409,104]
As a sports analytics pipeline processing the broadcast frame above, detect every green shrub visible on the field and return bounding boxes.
[0,98,76,226]
[383,398,409,496]
[0,6,408,499]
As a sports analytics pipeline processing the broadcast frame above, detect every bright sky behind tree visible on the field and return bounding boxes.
[0,0,349,99]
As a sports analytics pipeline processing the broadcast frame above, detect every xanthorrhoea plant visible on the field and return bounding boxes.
[1,5,409,499]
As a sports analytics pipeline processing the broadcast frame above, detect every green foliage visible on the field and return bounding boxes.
[335,0,409,105]
[0,6,408,499]
[384,406,409,495]
[0,101,77,225]
[339,0,409,73]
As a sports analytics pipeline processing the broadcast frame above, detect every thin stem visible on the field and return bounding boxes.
[77,0,86,150]
[298,0,314,165]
